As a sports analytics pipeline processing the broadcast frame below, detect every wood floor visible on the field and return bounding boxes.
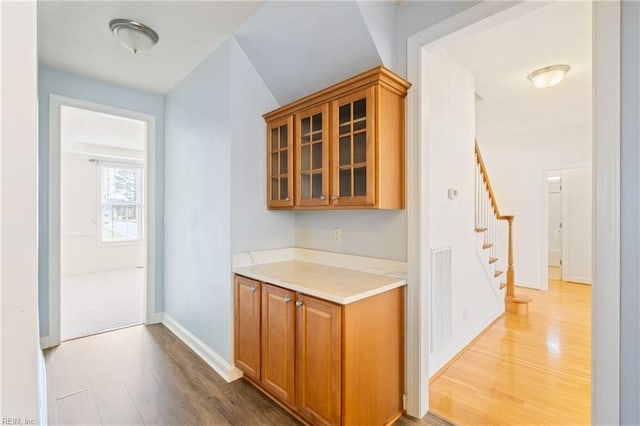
[429,280,591,425]
[45,323,448,425]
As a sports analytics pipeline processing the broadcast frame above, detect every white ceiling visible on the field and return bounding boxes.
[445,1,592,142]
[61,105,146,158]
[38,1,264,94]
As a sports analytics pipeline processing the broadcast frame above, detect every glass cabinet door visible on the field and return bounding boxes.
[331,87,375,206]
[267,116,294,208]
[295,104,329,207]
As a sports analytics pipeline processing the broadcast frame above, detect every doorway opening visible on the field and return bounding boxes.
[545,167,592,286]
[60,105,147,340]
[47,95,157,345]
[413,1,594,423]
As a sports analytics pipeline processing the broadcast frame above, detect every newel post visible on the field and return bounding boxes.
[506,217,515,298]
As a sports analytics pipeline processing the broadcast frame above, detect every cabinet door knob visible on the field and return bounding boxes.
[319,195,326,201]
[331,194,338,201]
[285,197,290,202]
[295,300,303,307]
[250,286,257,292]
[284,296,292,303]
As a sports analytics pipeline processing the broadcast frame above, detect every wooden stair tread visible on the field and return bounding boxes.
[475,227,487,233]
[488,257,498,264]
[494,270,504,278]
[482,243,493,250]
[500,282,507,289]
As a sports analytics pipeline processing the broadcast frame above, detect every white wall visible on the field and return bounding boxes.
[164,37,294,367]
[423,50,501,375]
[564,168,592,284]
[0,0,40,420]
[60,153,144,275]
[230,38,295,254]
[480,123,591,288]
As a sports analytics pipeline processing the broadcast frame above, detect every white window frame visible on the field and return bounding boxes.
[98,161,144,245]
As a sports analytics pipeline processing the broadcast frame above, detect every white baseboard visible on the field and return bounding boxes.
[146,312,164,324]
[429,310,502,378]
[40,336,52,349]
[161,314,243,383]
[564,276,592,285]
[516,280,541,289]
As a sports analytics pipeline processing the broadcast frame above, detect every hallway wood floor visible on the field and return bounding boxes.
[45,323,448,425]
[429,280,591,425]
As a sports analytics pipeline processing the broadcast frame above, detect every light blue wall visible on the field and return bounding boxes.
[38,65,165,337]
[164,40,234,359]
[620,1,640,423]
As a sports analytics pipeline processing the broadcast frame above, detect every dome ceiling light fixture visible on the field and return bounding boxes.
[527,64,571,89]
[109,18,159,54]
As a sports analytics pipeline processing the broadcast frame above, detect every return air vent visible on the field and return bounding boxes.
[430,247,452,354]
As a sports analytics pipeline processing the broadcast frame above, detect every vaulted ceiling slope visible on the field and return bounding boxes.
[234,1,388,105]
[38,1,396,99]
[38,1,265,94]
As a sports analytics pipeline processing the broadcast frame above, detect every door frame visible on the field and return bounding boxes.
[47,94,157,346]
[405,1,620,423]
[542,163,592,290]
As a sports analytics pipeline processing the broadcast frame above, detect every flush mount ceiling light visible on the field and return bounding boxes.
[109,19,159,54]
[527,64,571,89]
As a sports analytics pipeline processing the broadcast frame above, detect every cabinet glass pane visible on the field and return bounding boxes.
[301,145,310,171]
[353,99,366,120]
[312,173,323,198]
[301,117,310,138]
[353,132,366,164]
[280,125,288,148]
[280,177,288,200]
[354,118,366,132]
[312,113,322,132]
[312,143,322,169]
[271,128,278,151]
[280,150,288,174]
[301,174,310,199]
[340,168,352,197]
[339,136,351,166]
[354,167,366,196]
[313,129,322,142]
[271,153,278,175]
[271,178,278,200]
[339,104,351,135]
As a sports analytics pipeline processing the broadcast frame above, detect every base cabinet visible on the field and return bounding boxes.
[234,274,404,426]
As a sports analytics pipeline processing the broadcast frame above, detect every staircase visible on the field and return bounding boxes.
[474,141,531,315]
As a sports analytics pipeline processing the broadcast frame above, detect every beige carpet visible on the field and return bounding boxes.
[61,268,144,340]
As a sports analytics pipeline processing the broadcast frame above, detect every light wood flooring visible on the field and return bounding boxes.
[429,280,591,425]
[44,324,448,425]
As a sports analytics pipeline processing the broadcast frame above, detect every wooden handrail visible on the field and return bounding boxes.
[475,140,530,313]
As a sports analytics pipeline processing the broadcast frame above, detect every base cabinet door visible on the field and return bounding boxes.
[261,284,296,406]
[296,294,342,426]
[234,276,261,382]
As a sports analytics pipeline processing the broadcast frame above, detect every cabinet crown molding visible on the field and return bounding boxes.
[263,66,411,122]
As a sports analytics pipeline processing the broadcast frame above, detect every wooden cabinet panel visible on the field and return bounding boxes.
[342,287,404,425]
[261,284,296,406]
[296,294,341,426]
[295,104,330,207]
[330,87,376,207]
[234,276,261,382]
[267,116,294,208]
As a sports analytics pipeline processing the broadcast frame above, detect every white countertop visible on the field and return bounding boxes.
[233,260,406,305]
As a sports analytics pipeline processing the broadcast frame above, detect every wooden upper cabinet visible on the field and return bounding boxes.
[267,116,294,209]
[264,66,411,210]
[331,87,375,207]
[234,276,261,382]
[295,104,329,207]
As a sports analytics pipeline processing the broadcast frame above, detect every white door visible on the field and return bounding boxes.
[548,176,563,280]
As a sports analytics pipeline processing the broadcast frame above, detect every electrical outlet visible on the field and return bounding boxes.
[332,228,342,244]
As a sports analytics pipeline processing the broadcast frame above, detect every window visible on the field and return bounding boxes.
[100,164,143,243]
